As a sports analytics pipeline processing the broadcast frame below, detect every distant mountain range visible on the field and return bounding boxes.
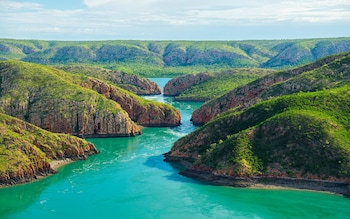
[1,38,350,76]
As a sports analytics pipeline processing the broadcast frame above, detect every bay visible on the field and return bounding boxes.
[0,78,349,219]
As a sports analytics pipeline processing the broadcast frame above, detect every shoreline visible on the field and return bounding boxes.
[180,168,350,197]
[0,159,75,189]
[50,158,74,171]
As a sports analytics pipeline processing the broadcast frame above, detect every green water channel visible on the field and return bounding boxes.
[0,78,349,219]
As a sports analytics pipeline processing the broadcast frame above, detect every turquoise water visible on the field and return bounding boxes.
[1,78,350,219]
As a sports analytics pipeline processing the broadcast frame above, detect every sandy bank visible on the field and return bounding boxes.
[50,158,74,171]
[0,159,75,189]
[180,169,350,197]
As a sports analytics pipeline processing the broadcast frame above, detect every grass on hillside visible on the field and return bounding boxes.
[0,113,93,177]
[176,69,274,101]
[178,83,350,178]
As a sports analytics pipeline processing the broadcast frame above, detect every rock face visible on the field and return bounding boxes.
[0,113,99,186]
[191,52,350,125]
[163,73,211,96]
[115,72,161,95]
[0,61,141,137]
[85,78,181,127]
[165,83,350,194]
[59,66,161,95]
[164,68,273,102]
[26,100,141,137]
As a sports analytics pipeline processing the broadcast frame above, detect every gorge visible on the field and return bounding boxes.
[0,79,349,219]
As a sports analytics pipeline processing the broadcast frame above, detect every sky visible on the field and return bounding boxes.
[0,0,350,41]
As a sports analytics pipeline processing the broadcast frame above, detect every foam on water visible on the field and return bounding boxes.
[0,78,349,219]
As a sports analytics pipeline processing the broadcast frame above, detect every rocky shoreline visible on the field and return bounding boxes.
[179,168,350,197]
[0,157,97,189]
[164,153,350,197]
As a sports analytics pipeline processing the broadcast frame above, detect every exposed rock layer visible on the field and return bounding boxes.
[165,53,350,195]
[59,65,161,95]
[0,113,99,186]
[179,169,350,196]
[163,73,211,96]
[0,61,141,137]
[84,78,181,127]
[191,52,350,125]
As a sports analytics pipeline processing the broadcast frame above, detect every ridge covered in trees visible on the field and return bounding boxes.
[1,38,350,77]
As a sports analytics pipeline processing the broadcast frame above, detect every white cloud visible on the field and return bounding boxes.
[0,0,42,10]
[1,0,350,40]
[79,0,350,25]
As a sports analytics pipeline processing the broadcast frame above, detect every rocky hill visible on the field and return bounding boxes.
[1,38,350,77]
[0,61,180,136]
[163,69,274,101]
[164,72,212,97]
[165,83,350,195]
[191,52,350,125]
[80,77,180,127]
[0,113,99,186]
[58,65,161,95]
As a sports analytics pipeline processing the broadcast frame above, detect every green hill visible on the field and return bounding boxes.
[0,113,98,186]
[164,68,274,101]
[192,52,350,125]
[166,84,350,184]
[0,60,141,137]
[165,52,350,193]
[56,65,161,95]
[0,38,350,77]
[0,61,181,133]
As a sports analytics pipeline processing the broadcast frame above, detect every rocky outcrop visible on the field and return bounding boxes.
[59,65,161,95]
[28,100,141,137]
[0,113,99,186]
[2,94,141,138]
[165,82,350,195]
[0,61,141,137]
[179,169,350,196]
[85,78,181,127]
[191,52,350,125]
[164,73,211,96]
[115,72,161,95]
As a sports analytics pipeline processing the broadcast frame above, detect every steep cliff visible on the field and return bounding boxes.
[83,78,180,127]
[0,61,141,137]
[163,73,212,96]
[58,65,161,95]
[164,69,273,101]
[165,84,350,193]
[191,52,350,125]
[0,113,99,186]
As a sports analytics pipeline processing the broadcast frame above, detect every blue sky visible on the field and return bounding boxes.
[1,0,350,40]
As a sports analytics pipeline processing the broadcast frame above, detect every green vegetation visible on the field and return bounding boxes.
[179,83,350,179]
[55,65,161,95]
[191,51,350,125]
[0,112,97,184]
[0,60,124,116]
[1,38,350,77]
[175,68,274,101]
[0,60,180,135]
[52,65,178,115]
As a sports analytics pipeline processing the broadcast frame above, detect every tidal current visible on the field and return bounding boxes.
[0,78,349,219]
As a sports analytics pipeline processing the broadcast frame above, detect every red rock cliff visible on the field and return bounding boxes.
[85,78,181,127]
[191,54,347,125]
[163,73,211,96]
[0,113,99,186]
